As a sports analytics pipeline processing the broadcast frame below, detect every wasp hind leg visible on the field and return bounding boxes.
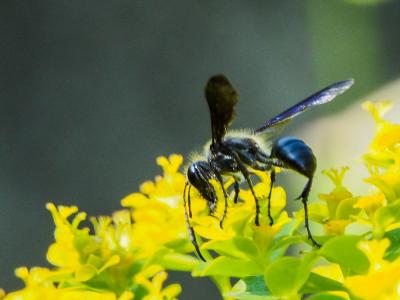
[232,176,240,204]
[296,177,321,248]
[183,182,206,261]
[216,177,229,229]
[254,153,286,227]
[267,169,275,226]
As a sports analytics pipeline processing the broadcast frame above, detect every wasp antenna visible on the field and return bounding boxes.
[183,182,206,262]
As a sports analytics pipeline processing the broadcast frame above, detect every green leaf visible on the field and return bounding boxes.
[98,255,120,273]
[335,197,360,219]
[384,228,400,261]
[225,277,277,300]
[301,272,348,294]
[307,203,329,223]
[267,235,304,261]
[224,293,277,300]
[365,177,396,202]
[202,237,259,260]
[75,264,97,281]
[264,253,317,297]
[164,237,192,252]
[307,294,347,300]
[86,254,103,269]
[375,199,400,233]
[318,235,369,276]
[234,237,259,258]
[200,257,263,277]
[242,276,270,296]
[156,252,198,271]
[191,260,208,277]
[275,218,299,238]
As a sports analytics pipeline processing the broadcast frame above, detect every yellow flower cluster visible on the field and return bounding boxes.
[314,238,400,300]
[2,155,189,300]
[2,101,400,300]
[311,102,400,300]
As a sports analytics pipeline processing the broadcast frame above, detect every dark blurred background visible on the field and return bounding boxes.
[1,1,400,298]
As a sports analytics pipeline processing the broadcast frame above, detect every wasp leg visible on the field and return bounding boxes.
[232,176,240,204]
[267,168,275,226]
[254,154,290,226]
[217,179,229,229]
[296,178,321,248]
[188,185,193,218]
[183,182,206,261]
[256,153,287,169]
[248,153,286,226]
[208,162,229,229]
[228,150,261,226]
[207,201,223,224]
[245,160,273,224]
[232,150,270,171]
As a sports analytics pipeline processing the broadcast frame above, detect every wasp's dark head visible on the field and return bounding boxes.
[187,160,218,210]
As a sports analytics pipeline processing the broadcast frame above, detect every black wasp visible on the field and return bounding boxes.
[183,75,354,261]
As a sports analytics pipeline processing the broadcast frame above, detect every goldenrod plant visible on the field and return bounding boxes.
[2,101,400,300]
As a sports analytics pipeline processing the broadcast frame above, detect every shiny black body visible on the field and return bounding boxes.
[271,136,316,178]
[183,75,354,261]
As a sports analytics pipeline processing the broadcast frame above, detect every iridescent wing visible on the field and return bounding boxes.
[205,74,239,146]
[255,79,354,134]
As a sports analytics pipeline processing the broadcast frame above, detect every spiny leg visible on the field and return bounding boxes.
[246,158,274,225]
[267,169,275,226]
[256,155,288,169]
[233,149,274,172]
[253,154,287,226]
[183,182,206,261]
[297,178,321,248]
[206,197,221,224]
[188,185,193,218]
[243,171,260,226]
[253,153,288,226]
[209,162,229,229]
[232,176,240,204]
[229,150,261,226]
[218,179,229,229]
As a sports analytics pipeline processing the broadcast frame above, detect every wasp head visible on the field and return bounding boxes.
[187,161,218,212]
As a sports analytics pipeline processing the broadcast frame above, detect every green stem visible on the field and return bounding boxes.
[211,276,233,300]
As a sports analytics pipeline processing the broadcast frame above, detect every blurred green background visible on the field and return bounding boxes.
[1,1,400,299]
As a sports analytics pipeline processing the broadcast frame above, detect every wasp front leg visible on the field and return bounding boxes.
[183,182,206,261]
[187,160,230,229]
[208,161,230,228]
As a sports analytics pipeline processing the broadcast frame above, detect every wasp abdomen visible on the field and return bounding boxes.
[271,136,316,178]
